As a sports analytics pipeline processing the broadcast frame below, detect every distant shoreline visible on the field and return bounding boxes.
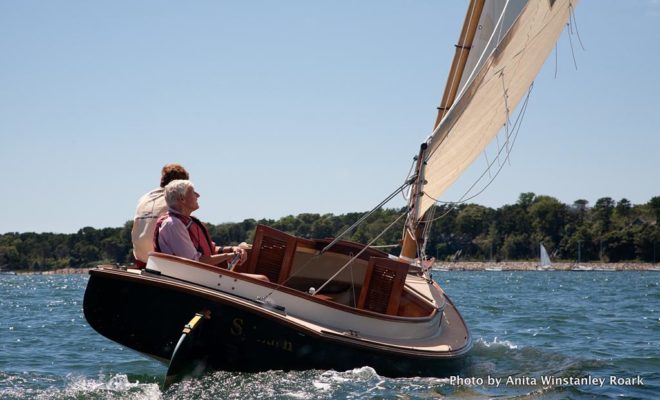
[11,267,91,275]
[9,262,659,275]
[433,261,659,271]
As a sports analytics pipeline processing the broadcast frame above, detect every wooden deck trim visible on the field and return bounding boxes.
[142,254,437,322]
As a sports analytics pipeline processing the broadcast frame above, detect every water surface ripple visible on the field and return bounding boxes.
[1,271,657,399]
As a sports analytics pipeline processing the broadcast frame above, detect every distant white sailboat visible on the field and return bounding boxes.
[539,243,553,270]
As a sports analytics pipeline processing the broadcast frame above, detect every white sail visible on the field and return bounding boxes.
[540,243,552,268]
[455,0,527,99]
[417,0,576,219]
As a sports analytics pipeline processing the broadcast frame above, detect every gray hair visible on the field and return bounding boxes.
[164,179,195,208]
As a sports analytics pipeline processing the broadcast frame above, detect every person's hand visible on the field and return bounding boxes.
[233,246,248,265]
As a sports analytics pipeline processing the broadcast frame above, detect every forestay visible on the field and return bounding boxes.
[417,0,576,219]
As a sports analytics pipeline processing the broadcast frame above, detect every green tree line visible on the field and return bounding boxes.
[1,193,658,272]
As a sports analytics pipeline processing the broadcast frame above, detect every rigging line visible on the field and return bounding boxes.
[495,0,510,43]
[466,84,532,198]
[401,213,424,260]
[446,0,480,111]
[349,259,357,308]
[401,157,417,202]
[455,84,532,202]
[499,70,513,166]
[426,0,548,168]
[312,211,408,297]
[423,134,512,220]
[484,150,492,179]
[423,84,533,221]
[495,133,503,168]
[505,121,512,167]
[259,180,411,301]
[503,119,512,167]
[419,204,436,259]
[427,203,460,225]
[320,180,411,255]
[492,68,511,167]
[554,42,559,79]
[447,0,512,114]
[417,217,426,255]
[569,3,585,51]
[566,21,579,70]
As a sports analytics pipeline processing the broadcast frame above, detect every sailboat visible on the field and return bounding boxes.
[538,243,553,270]
[84,0,577,383]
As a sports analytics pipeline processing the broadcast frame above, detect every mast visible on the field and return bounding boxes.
[433,0,486,131]
[400,0,485,261]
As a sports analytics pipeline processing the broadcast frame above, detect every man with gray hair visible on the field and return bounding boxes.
[153,180,269,283]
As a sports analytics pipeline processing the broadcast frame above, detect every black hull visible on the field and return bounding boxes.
[83,269,469,378]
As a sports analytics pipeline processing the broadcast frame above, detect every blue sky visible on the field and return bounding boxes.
[1,1,658,234]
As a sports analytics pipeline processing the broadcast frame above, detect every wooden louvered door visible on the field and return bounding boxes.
[247,225,296,284]
[357,257,408,315]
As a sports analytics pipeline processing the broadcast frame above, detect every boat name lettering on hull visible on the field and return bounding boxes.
[255,338,293,352]
[229,317,293,352]
[230,317,244,336]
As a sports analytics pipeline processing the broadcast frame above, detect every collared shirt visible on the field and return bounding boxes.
[157,209,202,261]
[156,208,216,261]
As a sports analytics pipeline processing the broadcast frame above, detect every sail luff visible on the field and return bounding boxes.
[433,0,486,131]
[416,0,577,220]
[455,0,527,102]
[400,0,487,261]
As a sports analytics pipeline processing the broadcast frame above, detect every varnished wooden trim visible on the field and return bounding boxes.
[97,259,437,323]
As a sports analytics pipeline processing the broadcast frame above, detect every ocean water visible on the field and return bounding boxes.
[0,271,658,399]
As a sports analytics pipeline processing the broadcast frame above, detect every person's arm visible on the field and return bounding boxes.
[199,252,241,266]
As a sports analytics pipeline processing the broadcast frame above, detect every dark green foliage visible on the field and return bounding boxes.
[1,194,658,271]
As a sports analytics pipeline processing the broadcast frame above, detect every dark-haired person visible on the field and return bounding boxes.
[131,163,189,268]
